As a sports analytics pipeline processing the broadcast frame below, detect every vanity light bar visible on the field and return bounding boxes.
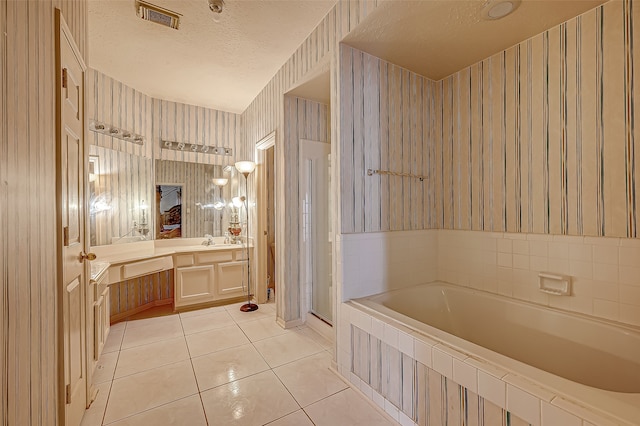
[161,140,233,156]
[90,121,145,145]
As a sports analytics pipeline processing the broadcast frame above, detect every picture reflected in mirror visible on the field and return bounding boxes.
[156,185,182,239]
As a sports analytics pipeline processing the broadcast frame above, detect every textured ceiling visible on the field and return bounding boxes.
[343,0,608,81]
[89,0,609,114]
[88,0,337,113]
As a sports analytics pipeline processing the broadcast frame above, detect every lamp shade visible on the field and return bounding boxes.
[234,160,256,175]
[212,178,228,186]
[232,196,243,208]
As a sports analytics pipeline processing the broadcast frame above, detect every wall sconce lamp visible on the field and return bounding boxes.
[137,200,150,238]
[235,160,257,312]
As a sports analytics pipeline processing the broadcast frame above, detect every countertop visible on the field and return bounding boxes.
[89,238,253,281]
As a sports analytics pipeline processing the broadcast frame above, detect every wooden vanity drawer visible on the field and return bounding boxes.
[121,256,173,280]
[175,254,195,267]
[196,251,233,264]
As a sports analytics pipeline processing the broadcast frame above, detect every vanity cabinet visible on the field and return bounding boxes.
[174,247,251,308]
[175,265,216,307]
[94,281,110,360]
[91,269,110,367]
[216,261,247,298]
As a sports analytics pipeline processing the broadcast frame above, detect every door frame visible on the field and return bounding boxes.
[298,138,331,325]
[255,131,275,304]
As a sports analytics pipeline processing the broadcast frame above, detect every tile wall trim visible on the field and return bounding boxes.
[339,302,633,426]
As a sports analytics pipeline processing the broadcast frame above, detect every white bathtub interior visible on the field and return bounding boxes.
[349,281,640,425]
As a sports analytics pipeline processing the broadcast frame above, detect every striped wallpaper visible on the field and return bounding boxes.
[2,1,88,424]
[282,95,330,320]
[341,0,640,240]
[88,69,153,159]
[242,0,384,323]
[340,44,439,233]
[88,69,245,166]
[437,0,639,239]
[155,98,244,165]
[0,2,7,423]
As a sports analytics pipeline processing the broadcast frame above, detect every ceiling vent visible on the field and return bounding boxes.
[136,1,181,30]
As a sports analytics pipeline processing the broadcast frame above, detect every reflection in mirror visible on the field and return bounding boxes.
[89,145,153,245]
[155,160,237,238]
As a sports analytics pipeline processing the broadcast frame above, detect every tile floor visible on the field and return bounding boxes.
[81,302,398,426]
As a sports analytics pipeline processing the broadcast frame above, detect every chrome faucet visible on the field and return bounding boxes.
[202,234,215,246]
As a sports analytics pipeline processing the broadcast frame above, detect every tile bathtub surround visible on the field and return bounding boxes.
[341,305,630,426]
[340,228,639,326]
[339,230,438,300]
[350,323,533,426]
[437,229,640,327]
[82,302,398,426]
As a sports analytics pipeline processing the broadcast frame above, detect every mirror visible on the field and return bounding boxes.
[155,159,238,239]
[89,146,240,246]
[89,145,153,245]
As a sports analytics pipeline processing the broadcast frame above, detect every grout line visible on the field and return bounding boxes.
[180,314,211,426]
[96,304,357,426]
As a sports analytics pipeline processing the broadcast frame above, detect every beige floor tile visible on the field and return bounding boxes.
[223,300,258,311]
[120,319,184,350]
[106,395,207,426]
[92,351,118,384]
[80,381,111,426]
[103,324,125,354]
[257,303,277,314]
[179,305,227,319]
[304,388,396,426]
[295,326,333,350]
[191,343,269,391]
[253,332,324,368]
[185,324,249,358]
[227,306,275,324]
[237,317,289,342]
[265,410,314,426]
[103,360,198,424]
[200,370,299,426]
[125,313,181,330]
[274,352,348,407]
[115,337,189,379]
[180,310,236,335]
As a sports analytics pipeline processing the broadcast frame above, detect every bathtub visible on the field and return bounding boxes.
[351,282,640,425]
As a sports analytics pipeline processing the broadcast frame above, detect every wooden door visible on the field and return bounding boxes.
[56,10,88,426]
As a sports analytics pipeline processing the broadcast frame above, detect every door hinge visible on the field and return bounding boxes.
[65,384,71,404]
[63,226,69,246]
[62,68,68,89]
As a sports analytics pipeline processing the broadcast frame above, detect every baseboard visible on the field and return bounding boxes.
[305,313,334,342]
[110,298,173,324]
[276,317,304,329]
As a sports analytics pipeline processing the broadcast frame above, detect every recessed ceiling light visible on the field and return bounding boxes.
[482,0,521,20]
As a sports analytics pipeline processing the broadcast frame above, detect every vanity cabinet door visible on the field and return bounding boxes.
[175,265,216,307]
[216,261,247,299]
[94,285,110,361]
